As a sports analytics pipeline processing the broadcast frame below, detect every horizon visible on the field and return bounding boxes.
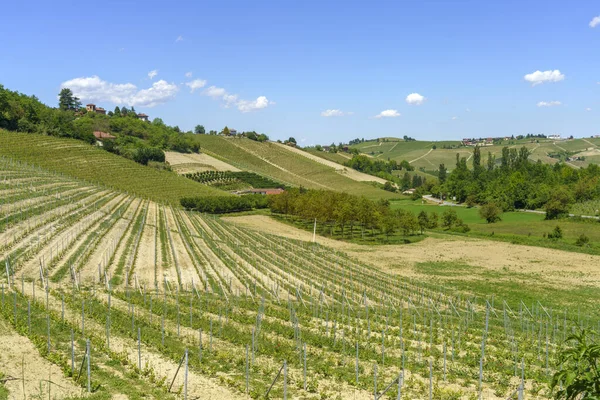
[1,0,599,144]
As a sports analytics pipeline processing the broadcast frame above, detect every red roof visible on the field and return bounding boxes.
[93,131,116,139]
[137,113,149,117]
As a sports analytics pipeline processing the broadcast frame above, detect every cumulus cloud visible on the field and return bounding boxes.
[586,107,592,111]
[524,70,565,86]
[148,70,158,79]
[185,72,193,78]
[60,75,178,107]
[199,85,271,112]
[185,79,207,92]
[175,35,184,42]
[374,109,400,118]
[590,16,600,28]
[321,109,351,117]
[537,101,562,107]
[406,93,426,105]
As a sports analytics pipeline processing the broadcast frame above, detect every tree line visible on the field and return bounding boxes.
[180,194,269,213]
[436,145,600,219]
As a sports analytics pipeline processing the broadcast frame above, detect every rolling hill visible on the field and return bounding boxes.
[0,130,226,204]
[192,135,399,199]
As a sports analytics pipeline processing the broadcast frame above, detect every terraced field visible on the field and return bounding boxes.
[0,156,593,399]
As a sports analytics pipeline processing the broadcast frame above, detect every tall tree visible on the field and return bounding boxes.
[58,88,81,111]
[194,124,205,134]
[438,164,447,184]
[473,145,482,177]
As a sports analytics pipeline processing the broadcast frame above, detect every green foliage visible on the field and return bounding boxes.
[180,194,269,213]
[344,155,414,184]
[58,88,81,111]
[442,209,459,229]
[185,171,287,190]
[546,190,573,220]
[479,203,502,223]
[575,233,590,247]
[547,225,563,240]
[194,124,205,134]
[551,330,600,399]
[383,181,396,192]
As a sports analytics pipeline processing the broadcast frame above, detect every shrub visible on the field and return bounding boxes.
[442,209,459,229]
[547,225,563,240]
[479,203,502,223]
[575,234,590,247]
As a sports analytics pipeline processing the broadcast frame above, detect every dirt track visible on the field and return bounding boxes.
[223,215,600,289]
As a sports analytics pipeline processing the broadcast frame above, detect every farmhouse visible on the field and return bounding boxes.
[137,113,149,122]
[86,104,106,115]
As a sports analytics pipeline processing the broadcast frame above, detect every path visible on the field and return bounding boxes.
[409,148,433,163]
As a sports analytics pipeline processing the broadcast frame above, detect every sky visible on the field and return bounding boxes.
[1,0,599,144]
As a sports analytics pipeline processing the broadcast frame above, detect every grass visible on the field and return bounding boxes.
[391,199,600,254]
[303,148,350,164]
[0,130,226,205]
[194,135,399,200]
[413,261,600,320]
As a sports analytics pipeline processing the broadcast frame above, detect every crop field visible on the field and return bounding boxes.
[0,130,225,204]
[0,157,598,399]
[194,135,398,199]
[165,151,241,174]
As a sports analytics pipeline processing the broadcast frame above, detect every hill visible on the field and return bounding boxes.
[349,137,600,171]
[192,135,399,199]
[0,130,226,204]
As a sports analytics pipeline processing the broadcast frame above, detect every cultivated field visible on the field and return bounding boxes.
[194,135,398,199]
[0,157,596,399]
[165,151,240,174]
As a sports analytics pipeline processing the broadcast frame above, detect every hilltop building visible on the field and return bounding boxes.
[85,104,106,115]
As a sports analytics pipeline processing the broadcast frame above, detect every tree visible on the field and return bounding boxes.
[383,181,395,192]
[58,88,81,111]
[417,211,429,234]
[221,126,231,136]
[551,330,600,399]
[545,190,572,220]
[113,106,121,117]
[479,203,502,223]
[438,164,447,184]
[288,137,297,144]
[441,209,459,229]
[194,125,205,134]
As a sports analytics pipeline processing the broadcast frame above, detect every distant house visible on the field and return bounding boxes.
[402,188,416,195]
[548,134,561,140]
[229,129,238,135]
[86,104,106,115]
[241,188,285,195]
[137,113,149,122]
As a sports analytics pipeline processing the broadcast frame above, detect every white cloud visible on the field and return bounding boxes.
[60,75,178,107]
[237,96,271,112]
[406,93,426,105]
[590,16,600,28]
[148,70,158,80]
[524,70,565,86]
[185,79,207,92]
[374,109,401,118]
[452,116,458,120]
[185,72,193,78]
[321,109,350,117]
[175,35,184,42]
[586,107,592,111]
[537,101,562,107]
[465,108,471,112]
[200,85,271,112]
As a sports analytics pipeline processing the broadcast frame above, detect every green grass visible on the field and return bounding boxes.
[0,130,226,205]
[414,261,600,319]
[391,199,600,254]
[194,135,399,200]
[303,148,350,164]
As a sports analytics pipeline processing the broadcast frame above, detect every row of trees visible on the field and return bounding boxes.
[180,194,269,213]
[436,145,600,218]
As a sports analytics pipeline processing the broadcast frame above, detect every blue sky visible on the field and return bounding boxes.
[1,0,599,144]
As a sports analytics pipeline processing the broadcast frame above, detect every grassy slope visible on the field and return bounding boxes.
[0,130,226,204]
[194,135,399,199]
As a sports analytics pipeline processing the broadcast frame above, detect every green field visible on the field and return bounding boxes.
[391,199,600,253]
[0,130,226,204]
[194,135,399,199]
[303,148,351,164]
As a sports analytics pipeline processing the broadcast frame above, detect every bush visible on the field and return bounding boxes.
[383,181,396,192]
[479,203,502,223]
[442,209,459,229]
[575,234,590,247]
[547,225,563,240]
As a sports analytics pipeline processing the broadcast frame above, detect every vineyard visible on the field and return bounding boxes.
[0,156,597,399]
[184,171,287,192]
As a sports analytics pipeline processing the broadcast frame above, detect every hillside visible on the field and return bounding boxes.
[350,137,600,171]
[193,135,399,199]
[0,130,226,204]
